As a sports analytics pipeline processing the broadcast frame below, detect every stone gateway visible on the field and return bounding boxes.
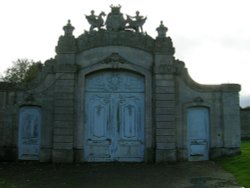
[0,5,241,162]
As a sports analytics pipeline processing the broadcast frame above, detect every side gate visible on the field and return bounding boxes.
[18,106,41,160]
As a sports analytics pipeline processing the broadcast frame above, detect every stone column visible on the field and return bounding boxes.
[52,64,77,162]
[221,84,241,155]
[52,20,77,162]
[154,22,176,162]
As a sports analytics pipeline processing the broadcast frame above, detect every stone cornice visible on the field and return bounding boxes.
[77,30,155,53]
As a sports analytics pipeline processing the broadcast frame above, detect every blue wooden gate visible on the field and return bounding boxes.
[18,106,41,160]
[85,71,145,162]
[187,107,209,161]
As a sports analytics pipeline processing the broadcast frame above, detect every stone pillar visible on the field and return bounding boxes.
[154,22,176,162]
[52,20,77,162]
[221,84,241,155]
[52,64,77,162]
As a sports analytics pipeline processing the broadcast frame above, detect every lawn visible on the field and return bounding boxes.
[215,140,250,188]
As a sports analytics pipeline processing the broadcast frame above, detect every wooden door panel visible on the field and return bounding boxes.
[85,94,112,161]
[116,94,144,161]
[85,71,145,162]
[188,107,209,161]
[18,106,41,160]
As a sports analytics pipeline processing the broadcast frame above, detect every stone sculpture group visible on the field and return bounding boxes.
[85,5,147,32]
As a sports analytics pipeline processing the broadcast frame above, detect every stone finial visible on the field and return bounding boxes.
[56,20,77,54]
[63,20,75,36]
[156,21,168,38]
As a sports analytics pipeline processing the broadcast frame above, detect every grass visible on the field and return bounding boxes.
[215,140,250,188]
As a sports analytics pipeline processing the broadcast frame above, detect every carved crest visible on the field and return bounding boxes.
[106,5,126,31]
[102,53,127,68]
[85,5,147,33]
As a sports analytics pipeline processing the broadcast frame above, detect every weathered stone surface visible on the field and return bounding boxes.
[53,143,73,150]
[156,107,175,114]
[54,100,74,107]
[54,135,73,143]
[156,129,175,136]
[156,149,176,162]
[77,30,154,53]
[155,101,175,108]
[156,143,175,150]
[156,114,175,122]
[240,107,250,139]
[155,86,175,94]
[156,135,175,143]
[156,122,175,129]
[52,149,73,162]
[54,114,74,121]
[155,80,175,87]
[54,128,73,136]
[54,121,74,128]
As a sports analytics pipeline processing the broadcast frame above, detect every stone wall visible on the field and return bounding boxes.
[0,84,18,161]
[240,107,250,139]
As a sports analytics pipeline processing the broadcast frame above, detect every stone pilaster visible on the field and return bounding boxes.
[153,68,177,162]
[221,84,241,155]
[154,25,176,161]
[52,64,77,162]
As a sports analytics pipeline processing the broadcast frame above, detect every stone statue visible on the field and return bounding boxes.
[106,5,126,31]
[85,10,106,32]
[126,11,147,33]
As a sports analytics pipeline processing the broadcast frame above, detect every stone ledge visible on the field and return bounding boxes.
[77,30,155,53]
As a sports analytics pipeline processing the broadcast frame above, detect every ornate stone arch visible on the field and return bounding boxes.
[74,52,153,162]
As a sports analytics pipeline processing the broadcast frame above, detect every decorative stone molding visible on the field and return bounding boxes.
[56,20,77,54]
[155,37,175,55]
[77,30,154,52]
[101,53,126,68]
[156,21,168,38]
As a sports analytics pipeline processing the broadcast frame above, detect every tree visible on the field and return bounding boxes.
[1,59,42,83]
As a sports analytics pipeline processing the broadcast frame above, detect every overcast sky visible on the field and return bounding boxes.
[0,0,250,107]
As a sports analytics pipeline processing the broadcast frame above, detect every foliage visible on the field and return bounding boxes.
[215,140,250,187]
[1,59,42,83]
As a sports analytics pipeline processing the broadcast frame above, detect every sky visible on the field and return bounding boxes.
[0,0,250,107]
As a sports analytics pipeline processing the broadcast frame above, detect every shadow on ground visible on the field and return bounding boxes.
[0,161,242,188]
